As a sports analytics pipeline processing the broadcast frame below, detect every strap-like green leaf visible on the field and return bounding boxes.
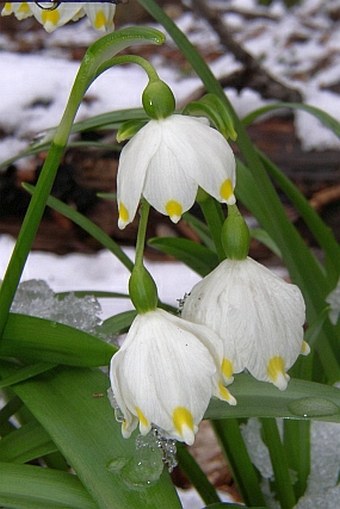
[205,374,340,422]
[148,237,219,276]
[0,461,98,509]
[0,313,115,366]
[242,102,340,136]
[0,420,57,464]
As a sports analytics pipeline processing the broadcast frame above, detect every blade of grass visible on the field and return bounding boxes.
[283,420,310,499]
[261,419,296,509]
[1,313,116,367]
[23,184,134,272]
[212,419,265,507]
[0,461,98,509]
[0,420,57,463]
[176,443,221,506]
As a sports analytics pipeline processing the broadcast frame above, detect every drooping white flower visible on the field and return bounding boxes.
[109,308,236,446]
[82,3,116,32]
[182,257,309,390]
[1,2,33,20]
[117,114,236,229]
[1,2,116,32]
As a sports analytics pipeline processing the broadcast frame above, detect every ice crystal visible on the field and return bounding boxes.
[11,279,102,334]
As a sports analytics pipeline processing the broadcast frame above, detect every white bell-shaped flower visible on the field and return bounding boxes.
[29,3,83,33]
[109,308,236,446]
[1,2,33,20]
[182,257,309,390]
[2,2,116,32]
[82,3,116,32]
[117,114,236,229]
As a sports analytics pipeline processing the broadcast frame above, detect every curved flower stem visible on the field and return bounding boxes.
[107,54,160,82]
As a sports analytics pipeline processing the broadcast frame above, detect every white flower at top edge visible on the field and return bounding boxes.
[109,308,236,446]
[116,114,236,229]
[1,2,116,32]
[181,257,309,390]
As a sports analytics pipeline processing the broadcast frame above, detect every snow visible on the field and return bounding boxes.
[0,234,200,319]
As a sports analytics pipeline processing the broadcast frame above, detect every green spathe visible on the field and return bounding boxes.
[129,265,158,313]
[222,205,250,260]
[142,80,176,119]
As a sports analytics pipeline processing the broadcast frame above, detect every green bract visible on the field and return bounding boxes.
[222,205,250,260]
[128,265,158,313]
[142,80,176,119]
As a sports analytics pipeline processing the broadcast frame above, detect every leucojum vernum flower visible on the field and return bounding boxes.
[116,114,236,229]
[110,307,236,446]
[1,2,116,32]
[109,75,309,447]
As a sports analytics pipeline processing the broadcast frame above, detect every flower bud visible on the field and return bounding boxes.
[142,80,176,119]
[129,265,158,313]
[222,205,250,260]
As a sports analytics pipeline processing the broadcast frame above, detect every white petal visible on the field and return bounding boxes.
[142,135,198,222]
[116,121,161,228]
[165,115,236,204]
[83,4,116,32]
[30,4,82,32]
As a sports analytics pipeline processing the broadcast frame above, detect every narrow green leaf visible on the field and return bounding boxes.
[257,150,340,283]
[242,102,340,137]
[183,212,215,251]
[0,420,57,463]
[205,374,340,422]
[23,183,134,272]
[0,313,115,367]
[0,361,56,389]
[99,310,137,337]
[0,461,98,509]
[250,228,281,258]
[261,419,296,508]
[212,419,265,507]
[4,365,182,509]
[176,443,221,505]
[283,419,310,499]
[0,108,146,171]
[148,237,219,276]
[56,290,130,300]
